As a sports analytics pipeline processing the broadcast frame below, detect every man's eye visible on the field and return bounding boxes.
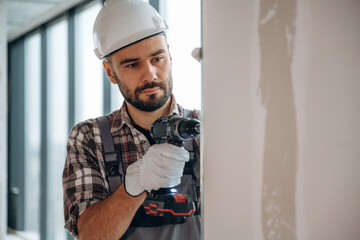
[153,56,163,62]
[126,63,138,68]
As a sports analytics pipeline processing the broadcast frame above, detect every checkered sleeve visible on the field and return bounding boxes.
[62,120,109,238]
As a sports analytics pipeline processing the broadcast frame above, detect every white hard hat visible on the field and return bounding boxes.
[93,0,168,59]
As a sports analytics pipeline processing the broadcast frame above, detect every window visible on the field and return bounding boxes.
[46,17,69,240]
[110,80,124,112]
[159,0,202,110]
[24,31,41,240]
[75,2,103,122]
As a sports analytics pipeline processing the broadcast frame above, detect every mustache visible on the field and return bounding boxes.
[135,82,167,94]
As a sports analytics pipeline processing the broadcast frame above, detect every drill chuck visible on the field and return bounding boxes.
[150,115,200,146]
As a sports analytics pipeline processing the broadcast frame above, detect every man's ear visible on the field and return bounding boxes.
[103,60,118,84]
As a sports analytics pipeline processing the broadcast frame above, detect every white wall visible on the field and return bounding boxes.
[202,0,360,239]
[202,1,259,239]
[0,0,8,239]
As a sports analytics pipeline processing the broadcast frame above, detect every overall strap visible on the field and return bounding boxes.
[181,108,201,214]
[182,109,197,177]
[97,116,123,193]
[182,108,194,157]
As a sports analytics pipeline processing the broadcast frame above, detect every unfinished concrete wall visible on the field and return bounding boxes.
[202,0,360,239]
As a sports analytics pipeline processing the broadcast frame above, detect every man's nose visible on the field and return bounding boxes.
[142,61,157,83]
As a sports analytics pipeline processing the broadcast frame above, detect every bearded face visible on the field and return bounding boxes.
[103,34,173,112]
[114,70,173,112]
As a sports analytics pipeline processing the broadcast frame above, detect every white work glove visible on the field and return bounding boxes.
[125,143,189,197]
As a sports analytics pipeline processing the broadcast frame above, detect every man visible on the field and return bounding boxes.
[62,0,200,239]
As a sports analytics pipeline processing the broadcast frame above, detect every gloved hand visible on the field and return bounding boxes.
[125,143,189,197]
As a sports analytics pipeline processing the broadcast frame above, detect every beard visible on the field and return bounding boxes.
[114,72,173,112]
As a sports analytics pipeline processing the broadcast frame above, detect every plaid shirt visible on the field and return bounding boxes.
[62,97,200,237]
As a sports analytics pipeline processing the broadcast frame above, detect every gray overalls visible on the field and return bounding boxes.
[97,110,201,240]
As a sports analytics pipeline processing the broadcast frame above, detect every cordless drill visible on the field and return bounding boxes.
[143,114,200,218]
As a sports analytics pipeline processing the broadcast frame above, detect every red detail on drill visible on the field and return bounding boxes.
[173,194,187,203]
[143,206,195,216]
[149,203,158,208]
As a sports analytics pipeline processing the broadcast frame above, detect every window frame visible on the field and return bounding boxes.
[7,1,105,240]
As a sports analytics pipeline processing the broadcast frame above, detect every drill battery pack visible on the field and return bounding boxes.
[143,188,196,217]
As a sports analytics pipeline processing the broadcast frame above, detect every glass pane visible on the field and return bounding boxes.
[110,81,124,112]
[159,0,202,110]
[47,18,69,240]
[24,32,41,240]
[75,2,103,122]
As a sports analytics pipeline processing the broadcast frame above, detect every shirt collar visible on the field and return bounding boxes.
[110,94,183,133]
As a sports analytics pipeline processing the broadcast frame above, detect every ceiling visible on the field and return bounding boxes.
[5,0,88,42]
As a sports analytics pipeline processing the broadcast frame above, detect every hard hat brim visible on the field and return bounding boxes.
[103,31,167,58]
